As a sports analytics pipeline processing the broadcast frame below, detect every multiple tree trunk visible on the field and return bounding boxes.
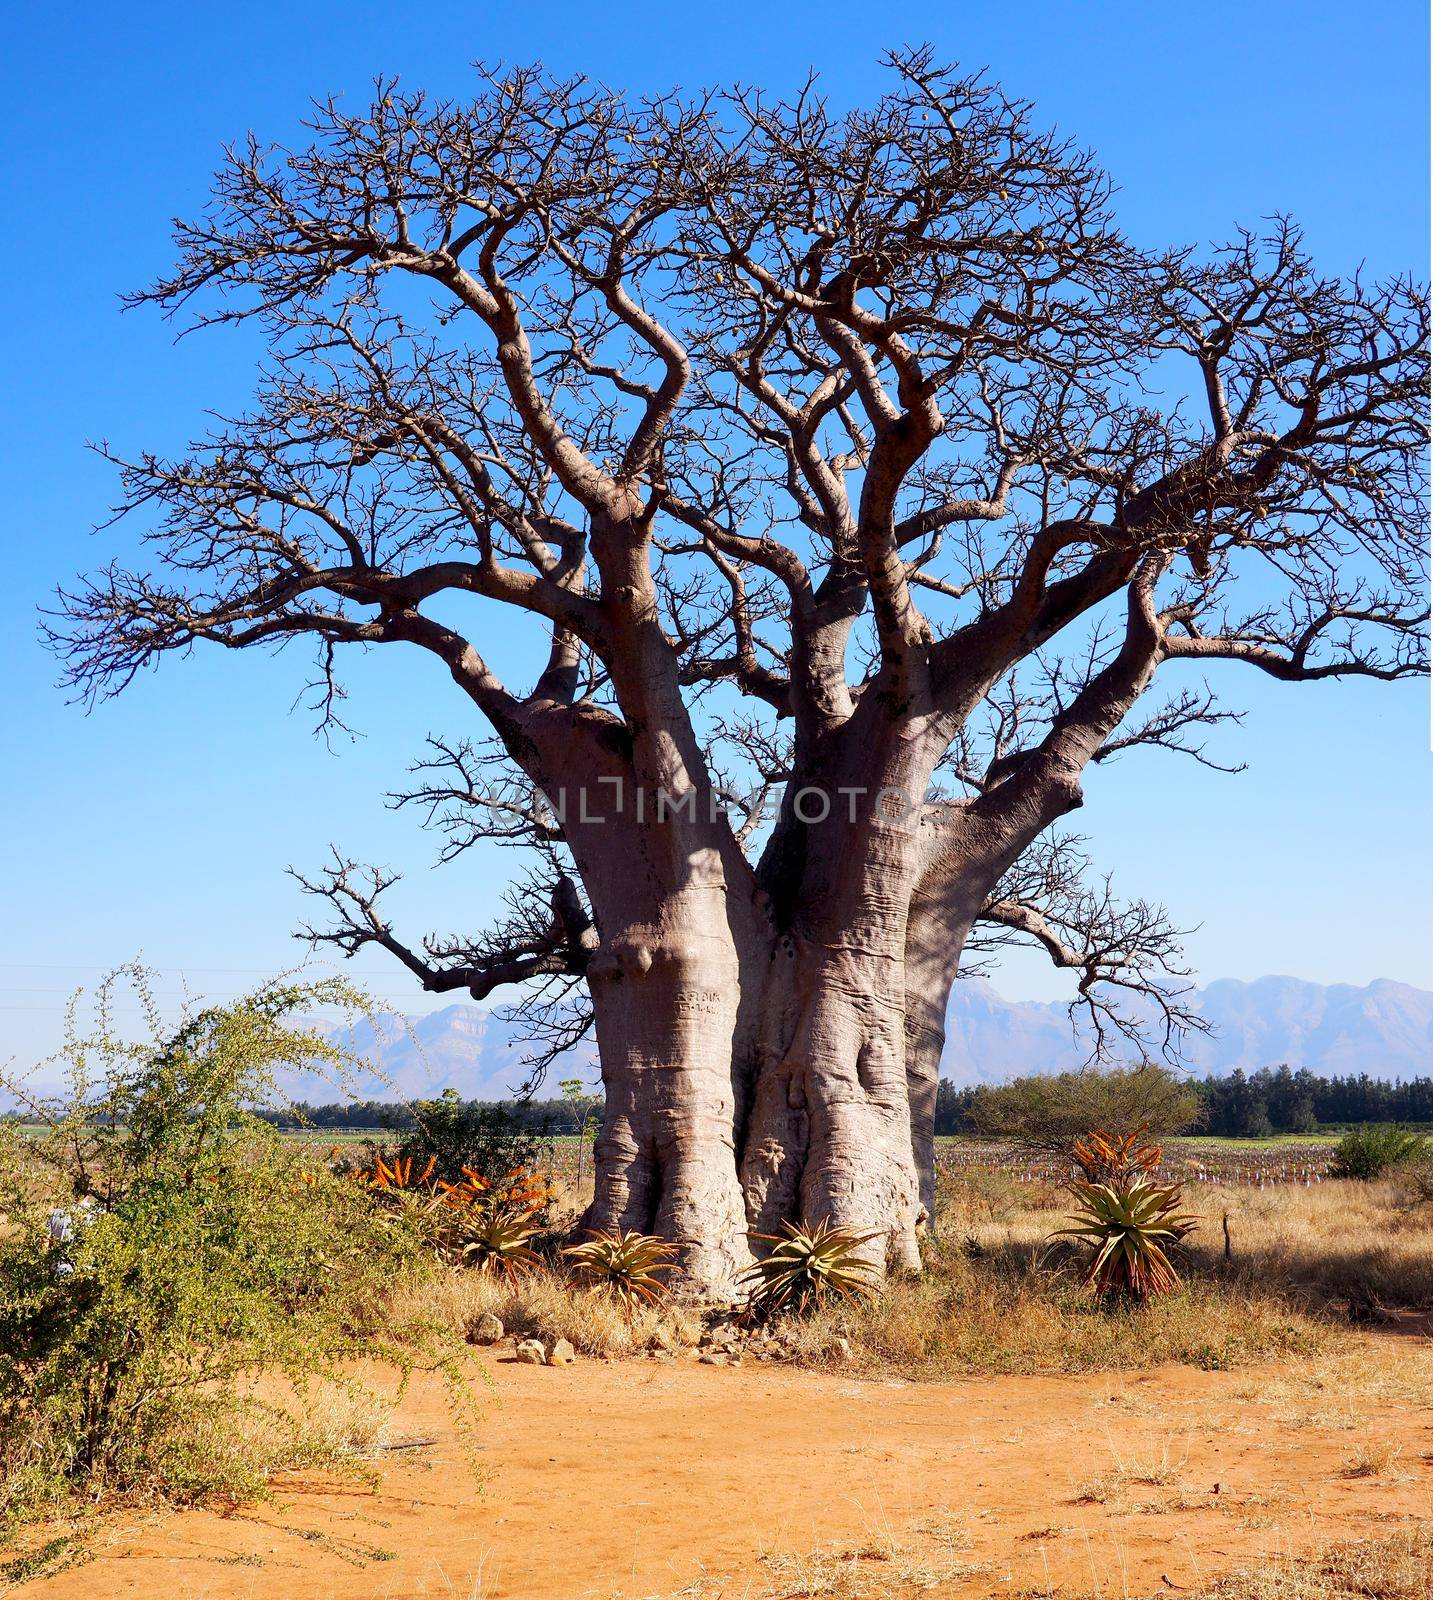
[437,569,1187,1295]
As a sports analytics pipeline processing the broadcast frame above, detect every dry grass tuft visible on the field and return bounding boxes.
[1074,1445,1179,1505]
[755,1523,987,1597]
[1186,1528,1433,1599]
[1340,1438,1404,1479]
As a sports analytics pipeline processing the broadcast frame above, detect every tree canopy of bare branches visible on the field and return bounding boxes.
[54,53,1429,1293]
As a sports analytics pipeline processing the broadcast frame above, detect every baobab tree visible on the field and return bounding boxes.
[56,55,1428,1295]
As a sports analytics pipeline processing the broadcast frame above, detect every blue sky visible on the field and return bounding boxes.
[0,0,1428,1067]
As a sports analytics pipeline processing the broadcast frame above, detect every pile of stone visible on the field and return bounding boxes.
[459,1306,854,1369]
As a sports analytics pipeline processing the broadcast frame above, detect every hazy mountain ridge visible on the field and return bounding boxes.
[297,974,1432,1101]
[939,974,1433,1085]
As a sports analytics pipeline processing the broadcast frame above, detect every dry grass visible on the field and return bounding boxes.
[1340,1438,1405,1479]
[1184,1528,1433,1599]
[933,1167,1433,1313]
[662,1529,1433,1600]
[776,1262,1331,1376]
[664,1514,984,1599]
[754,1537,991,1597]
[1073,1445,1179,1505]
[1229,1342,1433,1442]
[1188,1176,1433,1313]
[388,1261,704,1358]
[390,1168,1431,1381]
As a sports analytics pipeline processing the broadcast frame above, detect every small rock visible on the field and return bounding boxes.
[465,1311,505,1346]
[547,1337,577,1366]
[514,1338,547,1365]
[698,1351,728,1366]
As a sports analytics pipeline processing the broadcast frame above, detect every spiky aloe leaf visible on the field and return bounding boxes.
[739,1220,883,1320]
[1049,1172,1198,1302]
[563,1229,680,1319]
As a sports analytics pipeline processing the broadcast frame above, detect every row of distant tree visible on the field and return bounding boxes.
[261,1064,1433,1140]
[1189,1066,1433,1136]
[258,1093,596,1137]
[934,1065,1433,1138]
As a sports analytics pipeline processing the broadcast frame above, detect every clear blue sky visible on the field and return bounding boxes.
[0,0,1428,1067]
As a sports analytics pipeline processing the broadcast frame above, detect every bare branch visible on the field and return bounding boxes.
[971,833,1207,1063]
[292,849,597,1002]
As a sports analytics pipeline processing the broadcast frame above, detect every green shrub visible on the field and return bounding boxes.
[0,969,461,1532]
[968,1066,1201,1163]
[378,1087,550,1195]
[1330,1124,1429,1181]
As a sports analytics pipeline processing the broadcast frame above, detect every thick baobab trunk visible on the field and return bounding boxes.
[576,826,773,1297]
[573,834,766,1294]
[740,716,947,1275]
[585,927,753,1294]
[741,934,925,1271]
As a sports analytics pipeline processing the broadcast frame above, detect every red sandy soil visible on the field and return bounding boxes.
[20,1342,1433,1599]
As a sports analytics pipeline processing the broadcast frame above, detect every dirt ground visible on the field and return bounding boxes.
[21,1337,1433,1600]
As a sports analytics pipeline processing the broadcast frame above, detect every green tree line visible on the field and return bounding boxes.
[935,1066,1433,1137]
[248,1065,1432,1143]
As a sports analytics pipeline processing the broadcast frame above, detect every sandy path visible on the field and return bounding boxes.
[22,1343,1433,1599]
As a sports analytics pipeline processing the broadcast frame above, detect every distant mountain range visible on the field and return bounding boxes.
[299,974,1433,1102]
[938,975,1432,1085]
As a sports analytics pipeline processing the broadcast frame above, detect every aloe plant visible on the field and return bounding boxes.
[563,1229,680,1318]
[1052,1174,1198,1301]
[740,1220,882,1319]
[457,1208,543,1281]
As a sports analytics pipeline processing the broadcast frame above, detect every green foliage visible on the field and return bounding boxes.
[563,1230,679,1319]
[740,1221,882,1320]
[258,1092,605,1136]
[379,1087,550,1196]
[967,1065,1201,1161]
[1329,1124,1429,1181]
[558,1077,600,1187]
[1192,1066,1433,1135]
[0,968,453,1532]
